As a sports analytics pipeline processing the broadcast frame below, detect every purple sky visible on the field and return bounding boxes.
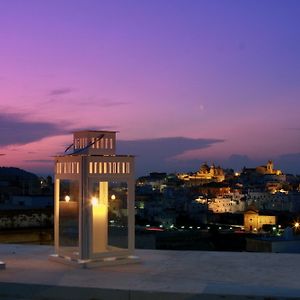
[0,0,300,176]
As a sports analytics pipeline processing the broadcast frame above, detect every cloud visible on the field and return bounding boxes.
[117,137,223,176]
[0,153,6,156]
[116,138,300,176]
[45,94,129,108]
[48,88,74,96]
[0,112,67,146]
[101,101,129,107]
[222,154,256,169]
[76,98,129,108]
[276,152,300,175]
[24,159,53,163]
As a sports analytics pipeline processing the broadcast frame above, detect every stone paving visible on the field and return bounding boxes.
[0,244,300,299]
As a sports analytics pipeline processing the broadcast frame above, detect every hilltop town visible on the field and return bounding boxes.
[1,160,299,251]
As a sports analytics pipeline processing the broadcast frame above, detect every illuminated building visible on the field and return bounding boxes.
[50,130,138,267]
[208,194,245,213]
[256,160,282,175]
[244,204,276,232]
[178,162,225,183]
[242,160,283,176]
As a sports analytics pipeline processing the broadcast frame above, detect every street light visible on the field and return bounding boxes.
[0,261,5,270]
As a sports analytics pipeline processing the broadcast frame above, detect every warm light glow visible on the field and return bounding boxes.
[91,197,99,206]
[294,222,300,229]
[64,195,70,202]
[279,189,288,194]
[111,194,116,200]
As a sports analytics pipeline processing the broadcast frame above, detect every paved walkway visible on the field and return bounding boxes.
[0,244,300,299]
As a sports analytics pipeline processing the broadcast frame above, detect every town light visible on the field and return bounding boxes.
[64,195,70,202]
[294,222,300,229]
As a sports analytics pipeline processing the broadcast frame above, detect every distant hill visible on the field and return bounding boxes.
[0,167,39,181]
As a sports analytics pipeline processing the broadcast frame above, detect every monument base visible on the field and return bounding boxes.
[49,254,140,268]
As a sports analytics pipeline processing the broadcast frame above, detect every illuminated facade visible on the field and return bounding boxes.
[244,205,276,232]
[50,130,138,267]
[178,163,225,183]
[256,160,282,175]
[243,160,283,176]
[208,194,245,213]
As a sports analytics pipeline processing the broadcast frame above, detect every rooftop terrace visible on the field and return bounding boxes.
[0,244,300,299]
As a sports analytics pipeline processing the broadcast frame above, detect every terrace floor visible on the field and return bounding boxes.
[0,244,300,299]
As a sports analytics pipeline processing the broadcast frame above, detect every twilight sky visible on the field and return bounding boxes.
[0,0,300,176]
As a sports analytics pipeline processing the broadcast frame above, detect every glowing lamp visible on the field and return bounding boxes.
[91,197,99,206]
[51,130,138,267]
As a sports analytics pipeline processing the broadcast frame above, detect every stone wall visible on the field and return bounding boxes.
[0,209,53,229]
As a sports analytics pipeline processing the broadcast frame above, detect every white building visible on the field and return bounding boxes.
[208,193,245,213]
